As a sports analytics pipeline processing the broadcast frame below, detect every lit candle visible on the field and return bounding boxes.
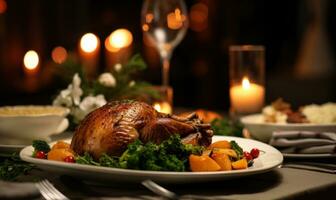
[79,33,100,79]
[23,50,40,92]
[153,101,172,114]
[23,50,39,75]
[104,29,133,70]
[230,77,265,113]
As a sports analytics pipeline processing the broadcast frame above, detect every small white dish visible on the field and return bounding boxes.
[0,105,70,142]
[241,114,336,143]
[20,136,283,184]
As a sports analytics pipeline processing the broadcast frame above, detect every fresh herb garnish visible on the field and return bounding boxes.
[76,135,204,172]
[0,153,35,181]
[230,141,244,159]
[32,140,51,153]
[75,152,100,166]
[211,118,243,137]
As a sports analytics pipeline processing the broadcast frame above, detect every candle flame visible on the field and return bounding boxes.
[153,102,172,114]
[242,77,251,89]
[23,50,39,70]
[153,103,162,112]
[80,33,99,53]
[108,29,133,50]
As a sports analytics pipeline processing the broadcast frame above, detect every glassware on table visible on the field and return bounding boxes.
[229,45,265,116]
[141,0,189,87]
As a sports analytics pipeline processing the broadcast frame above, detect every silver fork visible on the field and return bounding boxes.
[142,180,228,200]
[35,179,69,200]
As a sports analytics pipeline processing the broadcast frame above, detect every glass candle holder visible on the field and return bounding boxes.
[151,85,173,114]
[229,45,265,115]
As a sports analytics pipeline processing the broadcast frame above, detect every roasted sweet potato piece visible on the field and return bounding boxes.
[212,148,237,158]
[47,148,74,162]
[189,155,221,172]
[231,158,248,170]
[51,141,71,150]
[210,140,231,149]
[211,153,232,171]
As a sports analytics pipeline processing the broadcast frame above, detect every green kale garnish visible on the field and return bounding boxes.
[76,135,204,172]
[99,154,119,168]
[118,134,203,171]
[32,140,51,153]
[211,118,243,137]
[230,141,243,159]
[75,152,99,166]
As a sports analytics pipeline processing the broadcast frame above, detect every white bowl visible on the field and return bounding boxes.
[0,105,70,143]
[241,114,336,143]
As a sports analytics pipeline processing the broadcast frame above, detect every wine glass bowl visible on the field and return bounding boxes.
[142,0,188,86]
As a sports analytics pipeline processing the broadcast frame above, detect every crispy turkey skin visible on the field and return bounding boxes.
[71,100,213,159]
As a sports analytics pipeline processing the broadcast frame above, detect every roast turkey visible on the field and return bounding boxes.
[71,100,213,159]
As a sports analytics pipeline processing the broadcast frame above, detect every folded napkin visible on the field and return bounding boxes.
[269,131,336,154]
[0,181,40,199]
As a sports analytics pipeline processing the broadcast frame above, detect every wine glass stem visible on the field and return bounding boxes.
[162,57,170,87]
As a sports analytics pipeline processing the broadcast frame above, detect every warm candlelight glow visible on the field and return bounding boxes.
[0,0,7,14]
[23,50,39,71]
[142,24,149,32]
[242,76,251,89]
[105,36,120,53]
[190,3,208,32]
[51,46,67,64]
[153,101,172,114]
[230,77,265,114]
[108,29,133,49]
[145,13,154,23]
[80,33,99,53]
[167,8,186,30]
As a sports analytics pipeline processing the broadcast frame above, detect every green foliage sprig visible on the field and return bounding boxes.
[0,153,35,181]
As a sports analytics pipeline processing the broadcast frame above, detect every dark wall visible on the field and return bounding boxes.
[0,0,335,110]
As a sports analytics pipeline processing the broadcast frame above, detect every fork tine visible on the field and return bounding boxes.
[35,179,69,200]
[41,179,69,200]
[40,180,62,200]
[36,181,54,200]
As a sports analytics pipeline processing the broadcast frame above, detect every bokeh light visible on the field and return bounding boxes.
[108,29,133,49]
[51,46,68,64]
[0,0,7,14]
[105,29,133,53]
[23,50,39,70]
[80,33,99,53]
[190,3,208,32]
[167,8,186,30]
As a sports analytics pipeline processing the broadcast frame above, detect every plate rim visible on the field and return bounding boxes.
[19,136,283,178]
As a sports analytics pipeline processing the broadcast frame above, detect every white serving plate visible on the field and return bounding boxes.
[20,136,283,184]
[0,105,69,142]
[241,114,336,143]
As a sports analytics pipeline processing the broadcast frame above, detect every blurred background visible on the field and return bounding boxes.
[0,0,335,111]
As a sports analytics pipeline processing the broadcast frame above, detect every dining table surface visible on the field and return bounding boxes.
[0,155,335,200]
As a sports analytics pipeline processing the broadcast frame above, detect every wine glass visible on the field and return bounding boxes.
[141,0,189,87]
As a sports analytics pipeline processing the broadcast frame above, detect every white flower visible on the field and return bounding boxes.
[114,63,122,72]
[71,108,87,123]
[98,72,116,87]
[72,94,107,122]
[52,73,83,107]
[70,73,83,105]
[79,95,107,111]
[52,89,72,107]
[129,80,135,87]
